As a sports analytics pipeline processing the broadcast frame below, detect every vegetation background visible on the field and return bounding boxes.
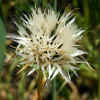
[0,0,100,100]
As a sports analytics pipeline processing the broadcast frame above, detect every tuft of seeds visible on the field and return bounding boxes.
[8,8,86,82]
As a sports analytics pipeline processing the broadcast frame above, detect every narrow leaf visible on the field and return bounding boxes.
[0,0,6,71]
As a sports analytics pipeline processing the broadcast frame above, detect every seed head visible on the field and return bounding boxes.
[9,8,86,82]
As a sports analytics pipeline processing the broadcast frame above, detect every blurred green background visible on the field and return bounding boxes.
[0,0,100,100]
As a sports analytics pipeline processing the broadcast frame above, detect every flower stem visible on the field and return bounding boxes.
[37,69,43,100]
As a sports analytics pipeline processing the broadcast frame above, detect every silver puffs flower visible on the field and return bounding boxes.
[9,8,86,82]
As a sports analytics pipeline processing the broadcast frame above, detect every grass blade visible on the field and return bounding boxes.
[0,0,6,70]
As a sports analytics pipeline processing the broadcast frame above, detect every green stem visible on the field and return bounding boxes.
[54,0,57,11]
[52,79,56,100]
[98,65,100,100]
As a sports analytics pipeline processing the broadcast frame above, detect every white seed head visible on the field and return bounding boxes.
[9,8,86,82]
